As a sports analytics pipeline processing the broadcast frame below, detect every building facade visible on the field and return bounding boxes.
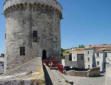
[72,48,84,69]
[63,45,111,72]
[62,48,84,69]
[84,48,95,69]
[4,0,62,71]
[62,53,77,67]
[84,45,111,72]
[95,51,106,72]
[0,54,4,74]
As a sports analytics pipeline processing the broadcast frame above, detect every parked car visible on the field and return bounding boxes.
[64,66,71,71]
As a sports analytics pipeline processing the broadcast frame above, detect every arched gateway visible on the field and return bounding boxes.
[42,50,47,60]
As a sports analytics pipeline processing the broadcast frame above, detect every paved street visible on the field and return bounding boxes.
[63,74,106,85]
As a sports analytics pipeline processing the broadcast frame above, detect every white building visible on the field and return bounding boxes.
[62,53,77,67]
[84,45,111,72]
[62,45,111,72]
[105,63,111,85]
[62,48,85,69]
[84,48,95,69]
[95,51,106,72]
[72,48,84,69]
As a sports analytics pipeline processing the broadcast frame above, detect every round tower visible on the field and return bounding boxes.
[4,0,62,71]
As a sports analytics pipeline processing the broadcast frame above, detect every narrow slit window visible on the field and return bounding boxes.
[33,31,38,42]
[20,47,25,56]
[5,33,6,39]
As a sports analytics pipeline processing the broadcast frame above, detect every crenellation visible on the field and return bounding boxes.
[4,0,62,12]
[4,3,62,19]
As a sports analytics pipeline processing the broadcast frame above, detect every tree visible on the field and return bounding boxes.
[61,48,64,54]
[61,55,65,59]
[61,48,65,58]
[102,44,107,45]
[78,44,85,48]
[0,53,4,57]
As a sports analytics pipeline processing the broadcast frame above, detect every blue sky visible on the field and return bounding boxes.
[0,0,111,53]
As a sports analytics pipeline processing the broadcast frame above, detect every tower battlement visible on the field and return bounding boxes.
[4,0,62,15]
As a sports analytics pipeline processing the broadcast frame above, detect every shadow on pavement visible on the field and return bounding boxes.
[43,64,53,85]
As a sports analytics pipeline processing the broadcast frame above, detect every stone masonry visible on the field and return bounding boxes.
[4,0,62,72]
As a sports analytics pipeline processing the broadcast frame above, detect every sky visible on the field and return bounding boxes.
[0,0,111,53]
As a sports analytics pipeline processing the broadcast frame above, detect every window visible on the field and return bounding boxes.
[80,56,84,60]
[33,31,38,42]
[97,61,99,65]
[0,62,4,66]
[97,53,99,57]
[88,51,89,54]
[105,52,107,57]
[77,54,84,60]
[5,33,6,39]
[88,65,90,69]
[20,47,25,56]
[69,54,72,61]
[88,57,90,62]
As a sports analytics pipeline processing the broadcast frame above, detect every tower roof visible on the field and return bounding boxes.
[4,0,62,13]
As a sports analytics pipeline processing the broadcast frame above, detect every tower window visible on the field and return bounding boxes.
[33,31,38,42]
[5,33,6,39]
[20,47,25,56]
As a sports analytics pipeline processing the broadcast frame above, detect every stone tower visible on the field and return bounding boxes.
[4,0,62,71]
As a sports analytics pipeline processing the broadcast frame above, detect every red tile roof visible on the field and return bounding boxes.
[86,45,111,48]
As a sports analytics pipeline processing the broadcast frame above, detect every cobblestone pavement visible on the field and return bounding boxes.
[63,74,106,85]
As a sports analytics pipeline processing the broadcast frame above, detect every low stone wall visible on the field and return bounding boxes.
[66,67,100,77]
[88,67,100,77]
[67,70,88,77]
[45,65,71,85]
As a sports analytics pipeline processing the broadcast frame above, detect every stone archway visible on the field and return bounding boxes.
[42,50,47,60]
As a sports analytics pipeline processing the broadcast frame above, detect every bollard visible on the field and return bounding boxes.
[57,63,64,73]
[45,60,49,66]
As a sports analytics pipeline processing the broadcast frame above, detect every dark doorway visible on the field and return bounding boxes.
[42,50,47,60]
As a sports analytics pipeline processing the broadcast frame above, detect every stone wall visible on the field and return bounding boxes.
[0,80,45,85]
[63,55,77,67]
[67,67,100,77]
[88,67,100,77]
[45,65,71,85]
[67,70,88,77]
[4,0,62,12]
